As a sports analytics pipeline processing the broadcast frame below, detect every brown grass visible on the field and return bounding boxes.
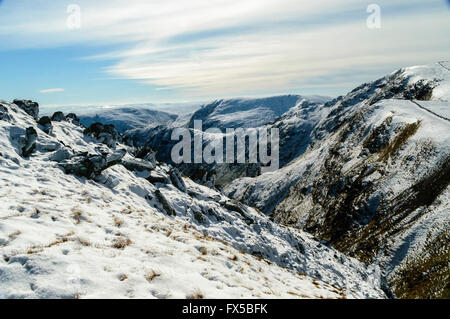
[71,208,84,224]
[394,229,450,299]
[27,247,44,254]
[8,230,21,240]
[199,247,208,255]
[378,121,421,162]
[113,216,124,227]
[146,270,161,282]
[121,206,133,215]
[112,237,132,249]
[77,237,91,247]
[186,289,204,299]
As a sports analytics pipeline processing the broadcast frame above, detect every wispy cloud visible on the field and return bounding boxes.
[39,88,65,94]
[1,0,449,99]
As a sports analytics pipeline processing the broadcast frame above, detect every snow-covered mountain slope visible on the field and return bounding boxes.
[188,95,331,130]
[224,62,450,299]
[77,107,179,134]
[124,95,331,188]
[0,100,386,299]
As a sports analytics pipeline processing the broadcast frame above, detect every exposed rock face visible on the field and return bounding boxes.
[0,105,11,122]
[121,157,155,172]
[37,116,53,135]
[65,113,81,126]
[58,149,126,179]
[13,99,39,120]
[155,189,176,216]
[132,145,157,166]
[51,111,65,122]
[21,127,38,157]
[83,122,120,148]
[169,168,187,192]
[222,199,254,225]
[147,170,170,184]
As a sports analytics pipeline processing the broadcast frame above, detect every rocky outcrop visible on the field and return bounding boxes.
[0,104,11,122]
[147,170,170,184]
[222,199,254,225]
[37,116,53,135]
[21,127,38,157]
[169,168,186,192]
[132,145,157,166]
[66,113,81,126]
[49,147,73,162]
[84,122,120,148]
[155,189,176,216]
[13,99,39,120]
[58,149,126,179]
[122,157,155,172]
[51,111,65,122]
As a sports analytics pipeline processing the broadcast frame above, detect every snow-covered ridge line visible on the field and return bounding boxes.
[225,62,450,299]
[0,99,386,299]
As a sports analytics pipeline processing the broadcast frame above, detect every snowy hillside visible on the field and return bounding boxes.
[0,99,386,299]
[187,95,331,130]
[224,62,450,298]
[78,107,179,133]
[125,95,332,187]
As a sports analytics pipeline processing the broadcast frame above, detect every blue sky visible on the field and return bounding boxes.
[0,0,449,110]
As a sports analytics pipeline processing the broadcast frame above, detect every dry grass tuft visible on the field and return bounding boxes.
[113,216,124,228]
[146,270,161,282]
[187,289,204,299]
[112,237,132,249]
[8,230,21,240]
[121,206,133,215]
[71,208,84,224]
[77,237,91,247]
[198,247,208,255]
[27,246,44,254]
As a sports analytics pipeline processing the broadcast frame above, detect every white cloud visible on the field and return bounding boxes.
[39,88,65,94]
[1,0,449,98]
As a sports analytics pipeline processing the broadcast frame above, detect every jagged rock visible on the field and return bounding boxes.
[84,122,120,148]
[222,199,254,225]
[106,149,127,166]
[147,170,170,184]
[133,146,157,164]
[58,148,126,179]
[122,157,155,172]
[169,168,187,192]
[21,127,38,157]
[51,111,65,122]
[155,189,176,216]
[58,155,104,178]
[13,99,39,120]
[49,147,73,162]
[37,116,53,135]
[66,113,81,126]
[0,104,11,122]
